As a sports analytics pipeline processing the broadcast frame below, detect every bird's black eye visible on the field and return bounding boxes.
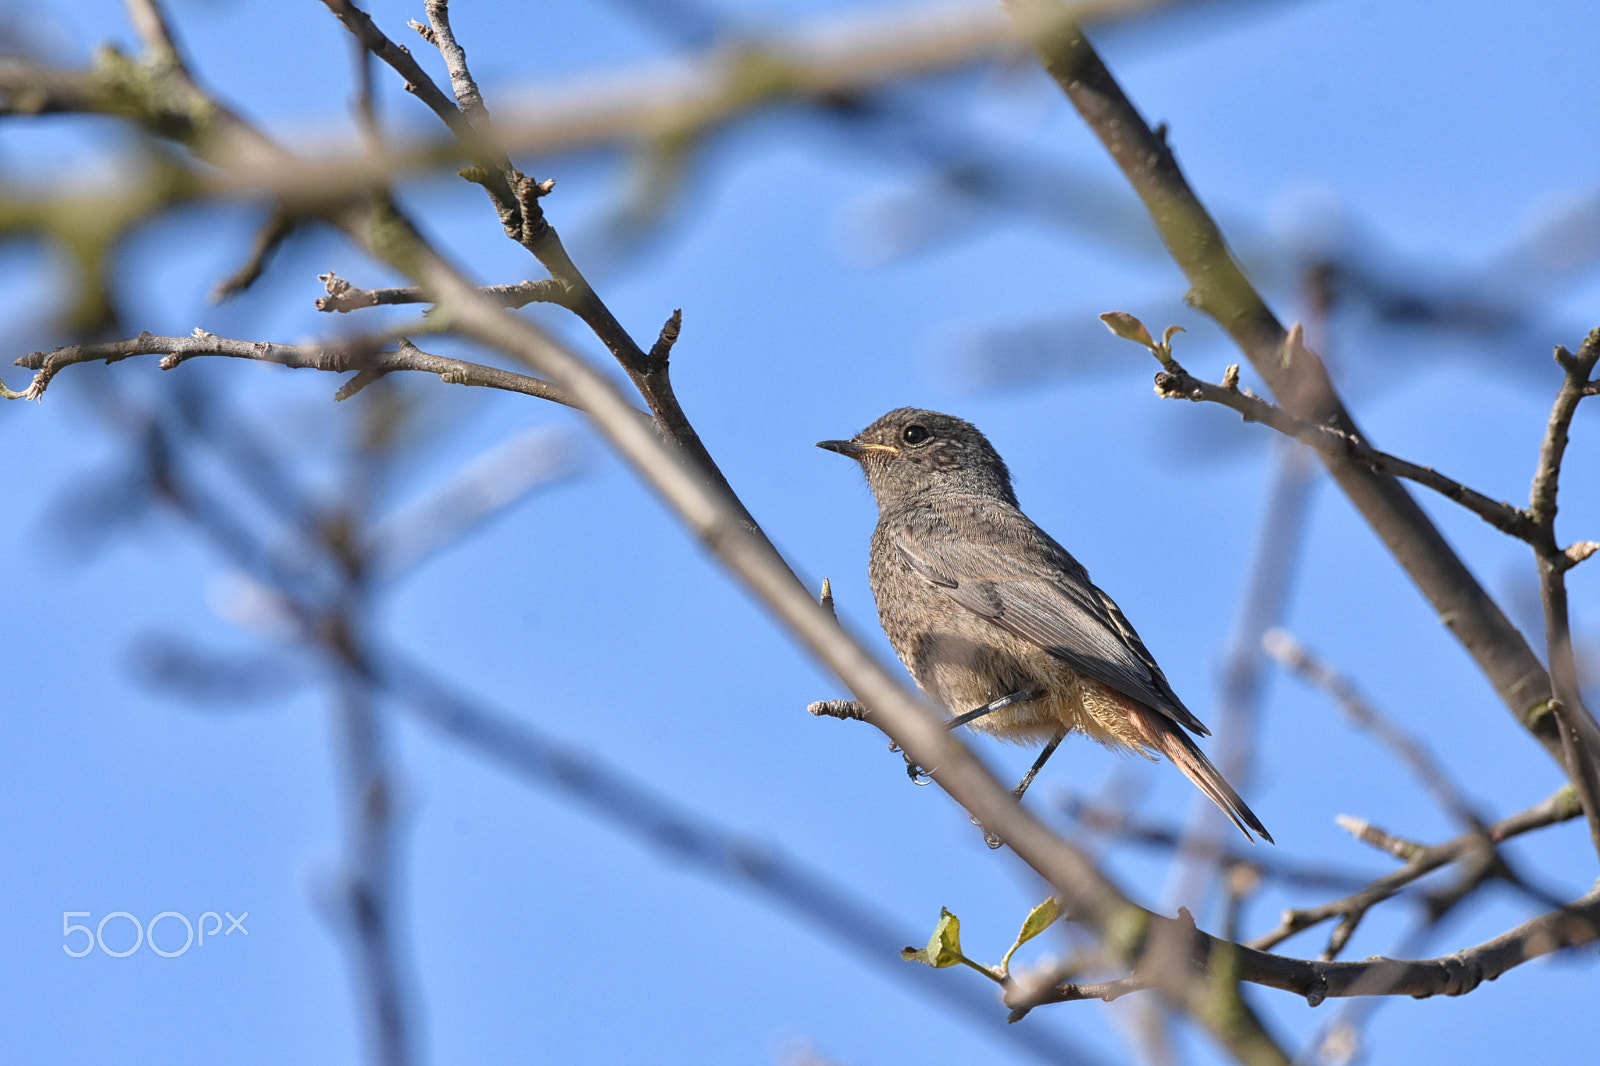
[901,424,931,446]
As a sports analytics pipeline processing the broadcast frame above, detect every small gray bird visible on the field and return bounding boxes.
[818,408,1271,843]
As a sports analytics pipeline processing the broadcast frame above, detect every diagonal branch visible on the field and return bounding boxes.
[321,0,748,526]
[317,0,505,179]
[1008,0,1583,772]
[377,655,1099,1066]
[211,208,298,302]
[1262,628,1487,832]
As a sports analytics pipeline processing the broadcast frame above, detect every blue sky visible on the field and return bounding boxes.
[4,1,1599,1063]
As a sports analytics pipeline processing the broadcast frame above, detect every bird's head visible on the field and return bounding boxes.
[816,408,1016,508]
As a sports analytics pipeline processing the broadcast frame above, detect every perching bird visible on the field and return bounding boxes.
[817,408,1271,843]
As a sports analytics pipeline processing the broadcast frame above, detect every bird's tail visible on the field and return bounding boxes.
[1129,706,1273,844]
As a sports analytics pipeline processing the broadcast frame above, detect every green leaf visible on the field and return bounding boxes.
[1160,324,1186,348]
[901,908,965,968]
[1000,896,1062,973]
[1016,896,1063,946]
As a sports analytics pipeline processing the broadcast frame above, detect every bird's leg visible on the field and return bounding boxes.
[946,689,1043,730]
[1011,729,1066,801]
[975,728,1067,850]
[902,689,1044,787]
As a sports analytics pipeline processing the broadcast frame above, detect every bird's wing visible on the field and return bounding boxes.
[890,508,1208,736]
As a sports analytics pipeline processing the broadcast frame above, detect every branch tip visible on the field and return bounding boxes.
[1334,813,1423,861]
[1562,541,1599,569]
[336,368,389,401]
[1281,321,1309,369]
[819,577,836,621]
[647,309,684,368]
[808,698,867,721]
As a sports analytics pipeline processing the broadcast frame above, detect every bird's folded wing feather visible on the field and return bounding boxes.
[890,512,1207,736]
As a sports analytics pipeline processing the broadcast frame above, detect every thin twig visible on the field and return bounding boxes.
[1528,331,1600,529]
[125,0,190,71]
[350,28,383,149]
[1247,786,1583,953]
[1528,329,1600,865]
[419,1,487,122]
[8,329,591,409]
[1164,439,1315,923]
[1151,347,1537,543]
[315,271,565,313]
[331,673,412,1066]
[1062,797,1376,893]
[1333,814,1425,862]
[1553,701,1600,865]
[318,0,505,178]
[1263,628,1488,831]
[1025,973,1152,1007]
[211,208,297,302]
[364,426,585,578]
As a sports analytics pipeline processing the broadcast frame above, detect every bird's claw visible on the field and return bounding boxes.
[903,751,934,785]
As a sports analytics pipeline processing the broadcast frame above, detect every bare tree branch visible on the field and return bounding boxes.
[9,329,589,409]
[1060,796,1382,894]
[378,655,1102,1066]
[415,1,487,123]
[1147,340,1539,544]
[1333,814,1427,862]
[315,272,566,313]
[1022,881,1600,1009]
[320,0,756,530]
[1007,0,1595,774]
[1528,330,1600,865]
[124,0,189,72]
[1553,701,1600,865]
[1247,787,1583,954]
[330,673,413,1066]
[211,208,298,303]
[1262,628,1487,832]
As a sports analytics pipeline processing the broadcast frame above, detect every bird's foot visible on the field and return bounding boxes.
[903,748,934,785]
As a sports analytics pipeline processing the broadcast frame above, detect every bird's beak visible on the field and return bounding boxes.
[816,439,898,458]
